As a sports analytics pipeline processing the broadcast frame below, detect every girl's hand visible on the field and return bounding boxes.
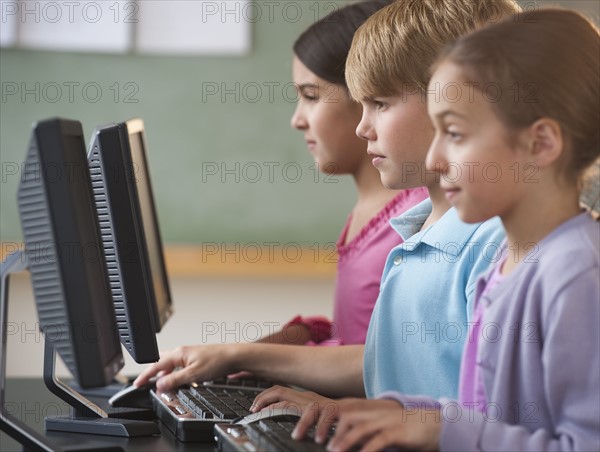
[295,398,368,444]
[133,344,240,392]
[327,399,441,452]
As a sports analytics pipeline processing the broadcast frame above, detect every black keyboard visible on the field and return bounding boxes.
[248,419,330,452]
[202,376,276,390]
[215,419,331,452]
[152,381,270,442]
[178,385,255,420]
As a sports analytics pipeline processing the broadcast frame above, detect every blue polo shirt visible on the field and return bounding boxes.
[364,199,504,399]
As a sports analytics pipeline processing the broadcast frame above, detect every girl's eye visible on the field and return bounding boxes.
[300,91,318,102]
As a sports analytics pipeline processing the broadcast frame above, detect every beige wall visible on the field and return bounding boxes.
[5,273,334,377]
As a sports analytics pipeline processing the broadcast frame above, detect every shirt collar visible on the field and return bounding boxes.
[390,198,431,241]
[390,198,486,256]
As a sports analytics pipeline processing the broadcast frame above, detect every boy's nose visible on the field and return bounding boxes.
[355,114,372,141]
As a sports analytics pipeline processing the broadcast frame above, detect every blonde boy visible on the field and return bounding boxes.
[344,0,520,402]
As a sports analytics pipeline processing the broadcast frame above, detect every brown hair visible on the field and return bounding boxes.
[436,8,600,179]
[293,0,393,87]
[346,0,520,100]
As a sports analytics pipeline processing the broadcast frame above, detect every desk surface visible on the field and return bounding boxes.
[1,378,216,451]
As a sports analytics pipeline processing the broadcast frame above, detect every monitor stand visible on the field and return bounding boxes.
[43,341,159,437]
[0,251,158,447]
[69,374,141,403]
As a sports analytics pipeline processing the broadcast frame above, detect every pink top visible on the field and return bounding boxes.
[288,187,428,345]
[458,259,505,410]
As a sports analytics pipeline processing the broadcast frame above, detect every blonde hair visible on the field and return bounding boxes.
[346,0,520,100]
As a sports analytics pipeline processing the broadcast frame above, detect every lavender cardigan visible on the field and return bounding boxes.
[383,213,600,451]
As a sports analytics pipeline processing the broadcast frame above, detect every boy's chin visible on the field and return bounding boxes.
[378,168,426,191]
[455,208,494,224]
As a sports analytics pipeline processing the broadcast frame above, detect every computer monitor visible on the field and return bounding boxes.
[87,118,172,364]
[20,118,124,387]
[0,118,158,444]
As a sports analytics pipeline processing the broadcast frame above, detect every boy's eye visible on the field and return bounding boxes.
[371,100,387,111]
[446,130,462,141]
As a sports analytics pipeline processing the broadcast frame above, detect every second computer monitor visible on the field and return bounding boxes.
[88,118,172,364]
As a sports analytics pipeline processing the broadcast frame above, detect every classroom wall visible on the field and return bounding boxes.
[1,0,598,247]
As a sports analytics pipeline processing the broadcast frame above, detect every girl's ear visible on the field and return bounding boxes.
[527,118,564,168]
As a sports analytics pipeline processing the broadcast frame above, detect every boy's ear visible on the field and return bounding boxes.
[526,118,564,168]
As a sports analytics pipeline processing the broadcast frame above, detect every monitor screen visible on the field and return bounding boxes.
[18,118,124,388]
[124,119,172,330]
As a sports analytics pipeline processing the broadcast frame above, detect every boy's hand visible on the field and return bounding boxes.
[251,385,339,443]
[133,344,239,392]
[327,399,441,452]
[251,385,330,413]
